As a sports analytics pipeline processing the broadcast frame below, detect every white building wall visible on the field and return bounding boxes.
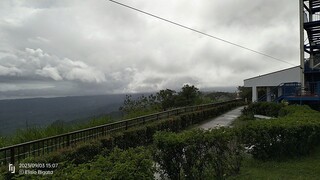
[244,66,301,87]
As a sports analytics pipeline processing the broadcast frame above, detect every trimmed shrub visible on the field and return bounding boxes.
[153,129,244,180]
[242,102,284,117]
[238,105,320,160]
[65,140,102,164]
[8,101,244,170]
[14,147,155,180]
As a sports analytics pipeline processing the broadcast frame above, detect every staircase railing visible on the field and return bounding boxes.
[257,83,284,102]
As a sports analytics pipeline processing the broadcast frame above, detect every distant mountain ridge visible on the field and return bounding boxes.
[0,94,130,135]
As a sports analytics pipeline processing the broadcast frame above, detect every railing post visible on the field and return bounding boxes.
[156,114,159,120]
[10,147,14,165]
[125,121,128,130]
[66,135,70,147]
[143,117,145,124]
[4,149,7,164]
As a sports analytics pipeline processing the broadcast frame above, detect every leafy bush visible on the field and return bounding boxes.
[238,105,320,160]
[13,147,154,180]
[153,129,243,180]
[65,141,102,164]
[4,100,244,179]
[1,116,114,147]
[0,136,6,148]
[99,101,244,151]
[242,102,285,117]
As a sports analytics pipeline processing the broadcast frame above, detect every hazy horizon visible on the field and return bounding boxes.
[0,86,238,100]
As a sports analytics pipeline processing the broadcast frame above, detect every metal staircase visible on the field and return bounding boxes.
[304,0,320,69]
[257,83,284,102]
[257,81,320,103]
[303,1,320,105]
[309,0,320,13]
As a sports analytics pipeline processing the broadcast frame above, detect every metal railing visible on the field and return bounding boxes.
[0,99,242,165]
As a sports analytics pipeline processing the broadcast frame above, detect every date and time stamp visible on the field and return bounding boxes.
[9,163,58,175]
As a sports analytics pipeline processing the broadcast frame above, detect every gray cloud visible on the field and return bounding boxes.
[0,65,21,76]
[0,0,301,99]
[0,48,106,83]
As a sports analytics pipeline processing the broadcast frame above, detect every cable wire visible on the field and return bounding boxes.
[109,0,297,66]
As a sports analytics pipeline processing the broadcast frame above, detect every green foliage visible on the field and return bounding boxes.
[237,104,320,160]
[242,102,285,117]
[153,129,243,180]
[120,94,161,118]
[229,146,320,179]
[11,127,47,145]
[0,136,6,148]
[204,91,237,102]
[156,89,176,110]
[66,141,102,164]
[237,86,252,102]
[123,108,159,119]
[5,101,244,179]
[13,147,155,180]
[175,84,201,106]
[16,140,102,167]
[11,101,243,168]
[109,101,243,150]
[75,116,114,129]
[194,95,213,105]
[119,84,222,117]
[237,86,268,102]
[103,147,155,179]
[0,115,113,147]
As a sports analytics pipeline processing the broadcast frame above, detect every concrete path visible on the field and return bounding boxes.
[197,106,245,130]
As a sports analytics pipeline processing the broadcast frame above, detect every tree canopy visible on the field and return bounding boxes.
[120,84,236,117]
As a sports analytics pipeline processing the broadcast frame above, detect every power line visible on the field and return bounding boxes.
[109,0,297,67]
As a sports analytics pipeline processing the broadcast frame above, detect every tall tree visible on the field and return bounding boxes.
[156,89,176,111]
[237,86,252,101]
[176,84,200,106]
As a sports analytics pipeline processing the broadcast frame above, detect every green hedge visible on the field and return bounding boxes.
[12,147,154,180]
[2,101,243,179]
[238,105,320,160]
[242,102,285,117]
[10,101,244,167]
[153,129,243,179]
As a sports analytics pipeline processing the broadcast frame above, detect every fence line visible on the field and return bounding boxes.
[0,99,242,165]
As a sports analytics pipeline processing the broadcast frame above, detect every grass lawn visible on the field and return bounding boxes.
[229,146,320,180]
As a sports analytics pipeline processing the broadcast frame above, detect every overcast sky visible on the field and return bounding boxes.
[0,0,300,99]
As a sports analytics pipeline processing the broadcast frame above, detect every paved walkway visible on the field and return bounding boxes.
[197,106,245,130]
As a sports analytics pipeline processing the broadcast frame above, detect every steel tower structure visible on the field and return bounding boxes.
[302,0,320,94]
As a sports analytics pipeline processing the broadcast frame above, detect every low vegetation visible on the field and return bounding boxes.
[7,83,320,179]
[0,85,236,148]
[2,101,320,179]
[120,85,238,118]
[236,103,320,160]
[1,100,243,179]
[153,129,243,179]
[229,146,320,179]
[0,115,114,147]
